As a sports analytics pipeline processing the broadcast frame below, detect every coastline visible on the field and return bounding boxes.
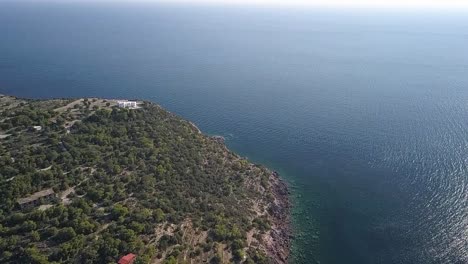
[189,113,292,263]
[265,171,291,263]
[0,94,292,263]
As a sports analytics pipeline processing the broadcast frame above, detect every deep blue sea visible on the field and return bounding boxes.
[1,2,468,263]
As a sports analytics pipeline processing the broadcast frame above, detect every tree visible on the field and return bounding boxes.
[210,254,222,264]
[54,227,77,243]
[233,249,245,261]
[134,255,151,264]
[31,230,40,242]
[20,246,49,264]
[21,220,37,232]
[111,204,129,220]
[164,256,177,264]
[154,208,165,222]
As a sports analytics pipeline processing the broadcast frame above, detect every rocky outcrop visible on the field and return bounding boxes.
[264,171,291,264]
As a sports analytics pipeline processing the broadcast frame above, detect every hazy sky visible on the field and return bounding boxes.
[156,0,468,8]
[4,0,468,9]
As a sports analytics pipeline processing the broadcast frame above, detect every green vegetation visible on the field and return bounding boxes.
[0,96,285,263]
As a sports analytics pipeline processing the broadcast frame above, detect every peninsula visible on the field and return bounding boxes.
[0,95,290,264]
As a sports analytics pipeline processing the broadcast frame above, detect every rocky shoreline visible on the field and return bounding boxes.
[202,128,292,263]
[265,171,291,263]
[191,121,292,263]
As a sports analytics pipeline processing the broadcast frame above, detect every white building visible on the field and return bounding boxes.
[117,101,138,109]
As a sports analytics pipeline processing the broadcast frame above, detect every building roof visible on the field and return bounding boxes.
[118,253,136,264]
[17,188,55,205]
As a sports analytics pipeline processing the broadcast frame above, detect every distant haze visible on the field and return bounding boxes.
[157,0,468,9]
[4,0,468,9]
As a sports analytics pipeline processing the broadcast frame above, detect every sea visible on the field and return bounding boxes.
[1,2,468,264]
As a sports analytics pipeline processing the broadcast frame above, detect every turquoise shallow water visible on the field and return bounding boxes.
[1,3,468,263]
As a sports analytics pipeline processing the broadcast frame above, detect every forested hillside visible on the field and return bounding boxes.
[0,95,290,264]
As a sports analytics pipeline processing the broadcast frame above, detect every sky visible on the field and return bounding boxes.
[156,0,468,9]
[2,0,468,9]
